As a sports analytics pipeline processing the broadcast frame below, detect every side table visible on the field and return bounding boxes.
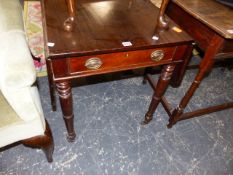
[161,0,233,127]
[41,0,193,141]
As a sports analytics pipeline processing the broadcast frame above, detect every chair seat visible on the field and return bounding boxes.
[0,88,45,148]
[0,91,22,128]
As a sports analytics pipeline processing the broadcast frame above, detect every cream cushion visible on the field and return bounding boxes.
[0,88,45,147]
[0,91,22,128]
[0,0,45,148]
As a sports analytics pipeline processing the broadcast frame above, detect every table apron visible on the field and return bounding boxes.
[49,45,190,81]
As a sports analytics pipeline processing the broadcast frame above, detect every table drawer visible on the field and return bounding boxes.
[69,47,176,77]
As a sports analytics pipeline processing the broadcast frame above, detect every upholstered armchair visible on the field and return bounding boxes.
[0,0,54,162]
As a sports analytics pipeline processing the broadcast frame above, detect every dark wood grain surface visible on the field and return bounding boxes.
[173,0,233,39]
[41,0,192,58]
[167,0,233,57]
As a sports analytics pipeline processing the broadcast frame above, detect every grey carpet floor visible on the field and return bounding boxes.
[1,67,233,175]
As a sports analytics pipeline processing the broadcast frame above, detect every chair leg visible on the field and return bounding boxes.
[21,120,54,162]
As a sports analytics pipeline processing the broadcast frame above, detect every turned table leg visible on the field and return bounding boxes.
[56,81,76,142]
[142,63,176,125]
[167,34,224,128]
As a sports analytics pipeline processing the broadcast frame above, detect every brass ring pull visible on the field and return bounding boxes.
[151,50,164,62]
[85,57,103,70]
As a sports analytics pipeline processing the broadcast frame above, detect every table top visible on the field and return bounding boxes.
[173,0,233,39]
[42,0,192,58]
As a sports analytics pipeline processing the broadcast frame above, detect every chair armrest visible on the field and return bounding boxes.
[0,0,36,89]
[0,31,36,89]
[0,0,24,33]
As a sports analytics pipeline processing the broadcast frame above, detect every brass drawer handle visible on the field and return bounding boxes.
[151,50,164,62]
[85,57,103,70]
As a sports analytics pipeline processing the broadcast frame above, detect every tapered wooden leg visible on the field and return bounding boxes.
[167,35,224,128]
[46,59,56,111]
[64,0,75,31]
[142,64,176,125]
[22,120,54,162]
[170,44,193,87]
[157,0,170,29]
[56,81,76,142]
[167,72,204,128]
[153,0,170,38]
